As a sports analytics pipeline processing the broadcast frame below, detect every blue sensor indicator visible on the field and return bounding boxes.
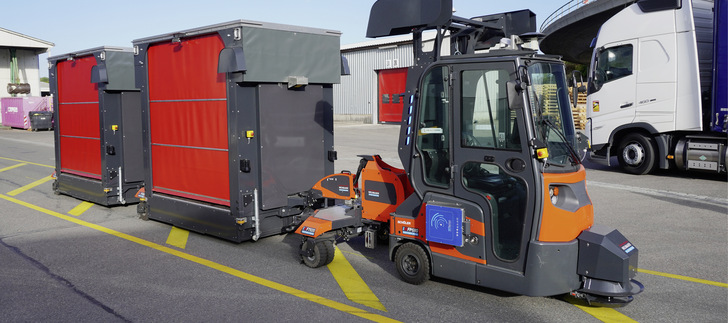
[425,204,464,247]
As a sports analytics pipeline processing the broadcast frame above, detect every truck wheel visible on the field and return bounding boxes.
[618,133,656,175]
[394,242,430,284]
[301,240,335,268]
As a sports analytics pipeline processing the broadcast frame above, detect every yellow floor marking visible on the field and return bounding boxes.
[639,268,728,288]
[7,175,53,196]
[67,201,94,216]
[327,247,387,312]
[0,162,27,173]
[0,193,400,323]
[0,156,54,169]
[166,227,190,249]
[572,303,638,323]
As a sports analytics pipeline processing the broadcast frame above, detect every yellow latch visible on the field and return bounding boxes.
[246,130,255,138]
[112,125,119,131]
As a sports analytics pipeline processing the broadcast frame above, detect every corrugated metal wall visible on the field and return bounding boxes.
[334,43,414,123]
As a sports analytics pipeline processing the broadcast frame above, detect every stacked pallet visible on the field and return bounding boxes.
[531,83,587,131]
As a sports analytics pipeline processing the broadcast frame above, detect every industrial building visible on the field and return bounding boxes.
[335,32,444,124]
[0,27,53,97]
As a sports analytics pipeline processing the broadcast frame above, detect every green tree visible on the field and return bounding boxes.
[40,77,49,83]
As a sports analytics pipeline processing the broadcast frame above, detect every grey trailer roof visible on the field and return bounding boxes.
[132,19,342,45]
[48,46,134,62]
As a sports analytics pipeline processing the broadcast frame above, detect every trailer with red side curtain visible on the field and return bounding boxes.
[48,47,144,206]
[132,20,343,242]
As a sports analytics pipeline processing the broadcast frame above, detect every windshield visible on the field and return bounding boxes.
[526,62,580,171]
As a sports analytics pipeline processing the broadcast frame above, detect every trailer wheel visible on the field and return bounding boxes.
[137,201,149,221]
[394,243,430,284]
[617,133,656,175]
[301,240,335,268]
[52,180,60,195]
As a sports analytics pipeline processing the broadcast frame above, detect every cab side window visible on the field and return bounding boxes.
[460,69,521,150]
[417,66,450,187]
[593,45,633,91]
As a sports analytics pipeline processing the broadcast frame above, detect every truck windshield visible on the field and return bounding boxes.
[526,62,580,171]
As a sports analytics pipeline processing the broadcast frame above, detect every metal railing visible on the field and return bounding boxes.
[540,0,599,32]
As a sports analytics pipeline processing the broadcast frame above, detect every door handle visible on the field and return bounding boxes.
[620,102,633,109]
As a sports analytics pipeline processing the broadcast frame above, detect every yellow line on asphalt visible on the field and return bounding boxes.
[639,268,728,288]
[328,247,387,312]
[0,193,400,323]
[0,162,27,173]
[0,156,54,169]
[166,227,190,249]
[572,304,638,323]
[7,175,53,196]
[68,201,94,216]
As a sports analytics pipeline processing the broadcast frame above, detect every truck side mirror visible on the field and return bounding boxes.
[571,70,585,107]
[575,132,589,161]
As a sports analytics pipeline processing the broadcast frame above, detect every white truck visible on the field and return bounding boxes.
[585,0,727,174]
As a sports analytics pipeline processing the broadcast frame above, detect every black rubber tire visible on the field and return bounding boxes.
[301,240,335,268]
[137,202,149,221]
[376,225,389,245]
[394,242,430,285]
[617,133,657,175]
[52,180,60,195]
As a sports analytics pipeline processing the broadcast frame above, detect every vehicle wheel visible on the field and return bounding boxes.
[377,225,389,245]
[137,201,149,221]
[394,242,430,284]
[617,133,656,175]
[301,240,335,268]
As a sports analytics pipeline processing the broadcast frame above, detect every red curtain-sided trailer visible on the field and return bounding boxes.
[49,47,144,206]
[133,20,343,242]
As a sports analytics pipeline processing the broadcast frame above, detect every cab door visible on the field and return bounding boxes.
[451,62,537,273]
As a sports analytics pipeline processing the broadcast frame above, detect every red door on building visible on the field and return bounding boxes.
[378,68,408,123]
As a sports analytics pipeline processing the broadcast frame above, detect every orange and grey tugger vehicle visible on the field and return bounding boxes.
[294,0,643,306]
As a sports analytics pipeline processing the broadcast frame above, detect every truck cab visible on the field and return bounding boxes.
[586,0,726,174]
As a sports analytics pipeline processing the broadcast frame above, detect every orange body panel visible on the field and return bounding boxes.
[294,215,333,238]
[391,215,426,240]
[538,165,594,242]
[360,156,414,222]
[311,172,356,200]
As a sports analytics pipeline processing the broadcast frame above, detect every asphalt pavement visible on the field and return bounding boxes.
[0,124,726,322]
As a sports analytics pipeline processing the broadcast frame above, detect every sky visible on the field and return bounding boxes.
[3,0,570,76]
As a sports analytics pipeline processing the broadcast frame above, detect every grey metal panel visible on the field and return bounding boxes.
[121,91,144,183]
[132,19,341,45]
[476,240,580,296]
[257,84,333,210]
[240,28,340,84]
[47,46,132,62]
[56,173,108,205]
[149,193,244,242]
[431,252,477,284]
[102,50,137,91]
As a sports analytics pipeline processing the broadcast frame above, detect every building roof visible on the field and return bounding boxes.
[0,27,54,53]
